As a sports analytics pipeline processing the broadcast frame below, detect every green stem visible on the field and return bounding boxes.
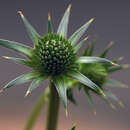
[46,81,60,130]
[24,87,50,130]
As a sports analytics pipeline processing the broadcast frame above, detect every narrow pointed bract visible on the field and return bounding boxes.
[113,56,124,63]
[18,11,40,46]
[84,88,96,115]
[87,38,96,56]
[48,13,53,33]
[77,56,116,65]
[53,76,67,109]
[104,78,128,88]
[74,37,88,52]
[69,18,94,45]
[57,4,71,38]
[1,72,40,91]
[25,77,46,96]
[2,56,29,66]
[82,44,90,56]
[107,64,130,73]
[67,89,76,104]
[96,92,116,110]
[103,90,124,108]
[0,39,32,57]
[67,71,103,93]
[99,41,114,58]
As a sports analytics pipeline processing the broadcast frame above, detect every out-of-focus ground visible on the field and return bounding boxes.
[0,106,130,130]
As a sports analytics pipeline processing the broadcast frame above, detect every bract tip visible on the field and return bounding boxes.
[67,4,72,12]
[89,18,95,23]
[2,56,9,59]
[48,12,51,21]
[24,90,30,97]
[18,11,24,18]
[65,109,68,118]
[111,62,120,66]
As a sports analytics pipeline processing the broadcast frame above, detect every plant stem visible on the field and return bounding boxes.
[24,87,50,130]
[46,81,60,130]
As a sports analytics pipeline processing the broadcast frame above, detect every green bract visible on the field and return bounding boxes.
[67,38,129,114]
[0,4,118,109]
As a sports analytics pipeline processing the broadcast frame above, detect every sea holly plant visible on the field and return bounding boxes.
[0,4,128,130]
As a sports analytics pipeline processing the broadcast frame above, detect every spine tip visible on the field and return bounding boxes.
[67,4,72,12]
[2,56,9,59]
[111,62,120,66]
[18,11,24,18]
[24,90,30,97]
[65,109,68,118]
[89,18,95,23]
[100,91,107,98]
[48,12,51,21]
[84,36,89,41]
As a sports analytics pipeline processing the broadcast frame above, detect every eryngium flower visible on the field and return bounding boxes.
[67,39,129,114]
[0,5,117,109]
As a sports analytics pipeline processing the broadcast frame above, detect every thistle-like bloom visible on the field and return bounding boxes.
[0,5,117,109]
[67,39,129,114]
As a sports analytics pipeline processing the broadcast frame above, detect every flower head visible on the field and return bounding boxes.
[0,5,118,109]
[67,38,129,114]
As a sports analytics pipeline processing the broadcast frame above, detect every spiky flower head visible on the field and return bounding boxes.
[67,38,129,114]
[0,5,118,109]
[32,33,77,76]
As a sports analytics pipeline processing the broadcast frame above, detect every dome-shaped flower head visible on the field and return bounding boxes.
[0,4,117,110]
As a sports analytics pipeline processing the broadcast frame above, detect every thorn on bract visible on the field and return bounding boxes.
[24,90,30,97]
[67,4,72,13]
[65,109,68,118]
[111,62,120,66]
[100,91,107,98]
[18,11,24,18]
[48,12,51,21]
[2,56,10,59]
[89,18,95,23]
[84,36,89,41]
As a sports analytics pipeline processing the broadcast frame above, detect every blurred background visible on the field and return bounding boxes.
[0,0,130,130]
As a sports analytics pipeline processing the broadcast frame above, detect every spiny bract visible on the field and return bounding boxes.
[0,4,118,109]
[67,39,129,114]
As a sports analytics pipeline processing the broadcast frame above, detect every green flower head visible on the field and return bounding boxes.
[67,38,129,114]
[0,4,117,109]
